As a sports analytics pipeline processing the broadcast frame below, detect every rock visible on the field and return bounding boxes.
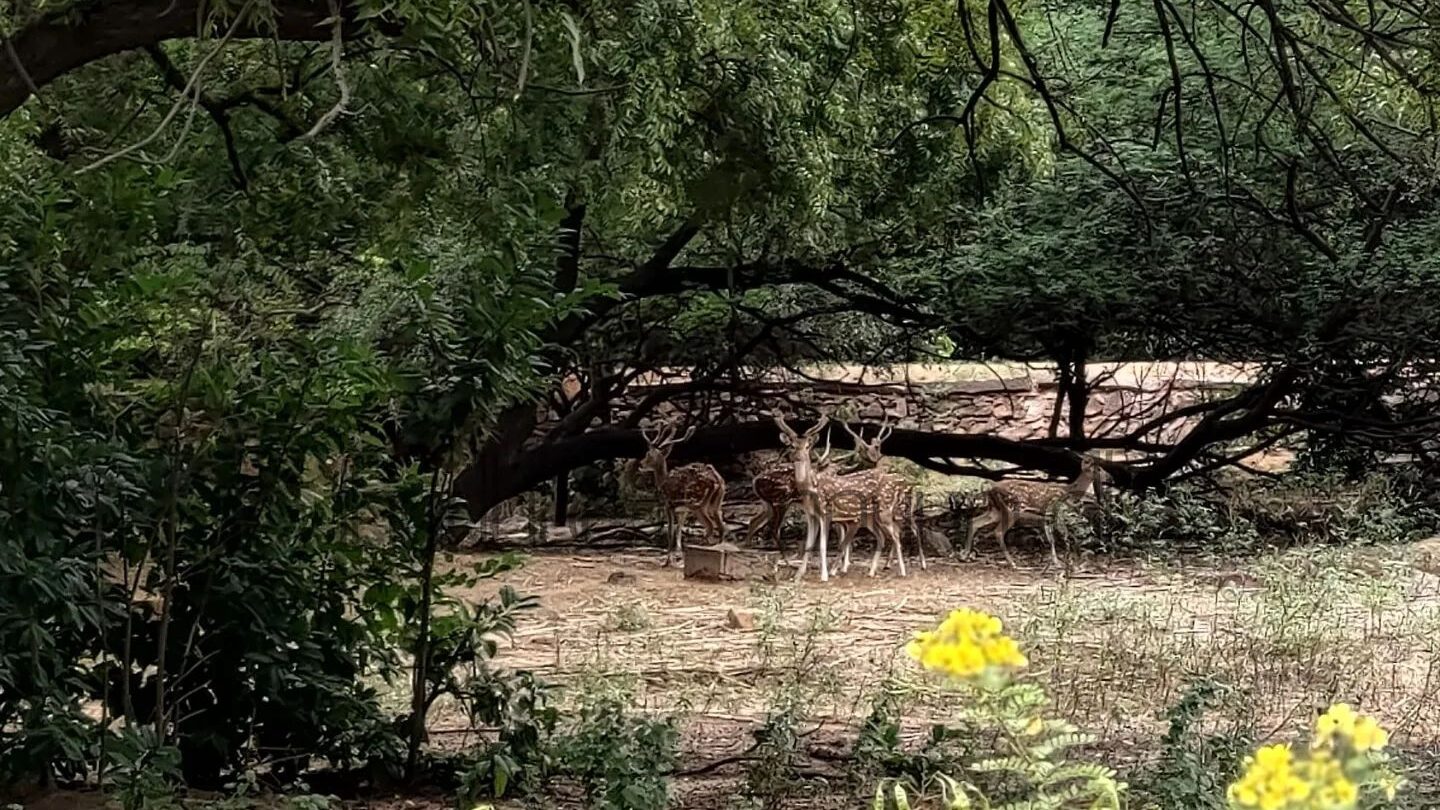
[920,528,953,557]
[607,571,637,585]
[497,514,530,536]
[1409,536,1440,577]
[726,608,757,631]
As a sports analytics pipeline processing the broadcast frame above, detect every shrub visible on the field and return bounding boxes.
[552,684,678,810]
[876,609,1125,809]
[1083,484,1260,555]
[1132,679,1252,810]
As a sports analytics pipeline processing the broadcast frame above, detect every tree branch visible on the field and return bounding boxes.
[0,0,399,119]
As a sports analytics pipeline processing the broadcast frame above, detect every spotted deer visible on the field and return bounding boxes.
[965,455,1109,568]
[772,413,837,581]
[840,420,926,574]
[741,437,834,559]
[818,466,910,578]
[638,423,727,565]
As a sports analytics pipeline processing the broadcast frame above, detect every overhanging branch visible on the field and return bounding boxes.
[0,0,399,118]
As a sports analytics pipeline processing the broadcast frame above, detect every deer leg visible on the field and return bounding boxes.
[963,510,990,561]
[858,525,881,577]
[674,507,691,563]
[994,510,1018,568]
[743,509,770,547]
[661,507,678,566]
[833,525,850,574]
[794,511,816,582]
[772,503,788,558]
[891,519,907,577]
[710,494,727,544]
[1040,502,1068,570]
[908,496,927,571]
[768,504,788,560]
[818,513,831,583]
[1041,520,1059,571]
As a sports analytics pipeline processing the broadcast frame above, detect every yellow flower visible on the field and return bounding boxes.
[1314,703,1388,752]
[1349,716,1388,752]
[1228,744,1313,810]
[906,608,1028,680]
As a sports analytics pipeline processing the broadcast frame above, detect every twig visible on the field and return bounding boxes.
[79,1,254,173]
[296,0,349,140]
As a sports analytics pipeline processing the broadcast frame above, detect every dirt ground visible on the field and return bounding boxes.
[432,537,1440,807]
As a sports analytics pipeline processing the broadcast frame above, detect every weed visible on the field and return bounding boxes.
[106,727,182,810]
[552,678,678,810]
[744,706,803,810]
[1130,678,1252,810]
[606,602,653,633]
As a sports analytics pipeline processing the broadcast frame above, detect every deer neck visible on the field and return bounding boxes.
[792,452,819,497]
[650,456,671,488]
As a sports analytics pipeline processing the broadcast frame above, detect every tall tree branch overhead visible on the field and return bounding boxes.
[0,0,411,118]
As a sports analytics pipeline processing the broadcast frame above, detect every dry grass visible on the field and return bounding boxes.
[431,538,1440,806]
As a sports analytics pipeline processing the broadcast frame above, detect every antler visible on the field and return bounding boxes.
[772,411,800,441]
[661,424,697,448]
[641,422,682,450]
[816,431,834,467]
[804,414,830,439]
[874,416,894,444]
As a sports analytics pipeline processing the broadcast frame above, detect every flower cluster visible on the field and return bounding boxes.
[1227,744,1358,810]
[905,608,1027,679]
[1227,703,1398,810]
[1314,703,1388,753]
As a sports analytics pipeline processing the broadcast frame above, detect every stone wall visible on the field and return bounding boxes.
[608,362,1254,445]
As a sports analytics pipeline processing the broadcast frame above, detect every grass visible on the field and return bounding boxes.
[460,528,1440,807]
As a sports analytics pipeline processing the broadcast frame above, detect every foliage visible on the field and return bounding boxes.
[1131,679,1252,810]
[551,682,679,810]
[108,728,182,810]
[855,679,978,797]
[1075,470,1437,557]
[1083,484,1263,555]
[879,609,1125,810]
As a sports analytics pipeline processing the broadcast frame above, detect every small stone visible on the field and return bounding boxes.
[1410,536,1440,576]
[726,608,757,631]
[607,571,636,585]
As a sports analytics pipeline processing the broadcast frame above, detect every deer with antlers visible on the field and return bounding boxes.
[772,414,836,580]
[965,455,1110,568]
[741,434,836,559]
[638,423,727,566]
[839,420,926,575]
[774,414,910,581]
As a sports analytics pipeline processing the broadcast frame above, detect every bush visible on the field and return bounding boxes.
[1076,470,1437,558]
[1081,484,1261,555]
[1131,679,1252,810]
[552,683,678,810]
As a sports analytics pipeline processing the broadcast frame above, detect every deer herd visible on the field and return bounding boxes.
[637,413,1111,582]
